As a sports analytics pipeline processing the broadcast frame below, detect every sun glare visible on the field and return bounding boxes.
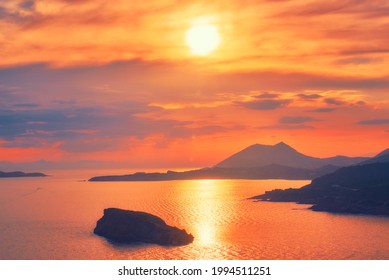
[185,24,221,56]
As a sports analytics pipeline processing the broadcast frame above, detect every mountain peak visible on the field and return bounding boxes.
[274,141,290,148]
[274,142,297,152]
[216,142,310,168]
[249,142,290,148]
[215,142,367,169]
[243,142,294,153]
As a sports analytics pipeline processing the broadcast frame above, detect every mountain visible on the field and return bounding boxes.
[89,142,371,182]
[360,148,389,165]
[0,171,47,178]
[250,162,389,216]
[215,142,368,169]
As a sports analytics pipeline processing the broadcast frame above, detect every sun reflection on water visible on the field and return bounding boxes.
[188,180,227,246]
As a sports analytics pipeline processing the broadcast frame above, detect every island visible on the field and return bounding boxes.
[94,208,194,246]
[250,162,389,216]
[89,165,341,181]
[0,171,47,178]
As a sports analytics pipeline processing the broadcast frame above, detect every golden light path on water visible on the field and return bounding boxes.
[192,180,220,246]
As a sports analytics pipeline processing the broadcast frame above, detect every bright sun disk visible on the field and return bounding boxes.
[185,24,220,56]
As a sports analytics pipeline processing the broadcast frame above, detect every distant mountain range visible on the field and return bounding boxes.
[89,142,373,182]
[0,171,47,178]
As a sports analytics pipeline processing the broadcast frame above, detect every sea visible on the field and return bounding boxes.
[1,169,389,260]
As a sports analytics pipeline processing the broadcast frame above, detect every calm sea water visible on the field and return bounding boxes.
[1,170,389,260]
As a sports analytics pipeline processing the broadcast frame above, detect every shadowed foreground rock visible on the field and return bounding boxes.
[94,208,194,246]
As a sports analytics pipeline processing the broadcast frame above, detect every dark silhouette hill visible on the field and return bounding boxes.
[0,171,47,178]
[216,142,367,169]
[251,162,389,216]
[360,148,389,165]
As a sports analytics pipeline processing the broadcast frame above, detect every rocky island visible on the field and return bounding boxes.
[0,171,47,178]
[94,208,194,246]
[251,162,389,216]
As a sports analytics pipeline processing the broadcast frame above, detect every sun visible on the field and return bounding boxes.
[185,24,221,56]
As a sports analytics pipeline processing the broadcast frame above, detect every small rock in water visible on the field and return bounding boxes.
[94,208,194,246]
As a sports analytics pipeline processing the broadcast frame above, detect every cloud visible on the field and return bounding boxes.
[0,0,387,84]
[257,124,314,130]
[324,98,346,106]
[296,93,322,100]
[340,48,389,56]
[277,0,389,18]
[357,119,389,125]
[0,0,37,25]
[309,108,337,113]
[2,62,389,105]
[13,103,40,108]
[218,69,389,92]
[179,125,242,137]
[0,98,244,153]
[241,99,292,110]
[277,1,351,17]
[254,93,280,99]
[355,100,367,106]
[335,57,383,65]
[256,115,318,130]
[279,116,318,124]
[0,102,181,149]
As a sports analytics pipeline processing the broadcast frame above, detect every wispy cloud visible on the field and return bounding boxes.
[296,93,322,100]
[257,124,315,130]
[277,0,389,18]
[357,119,389,125]
[241,99,292,111]
[253,93,280,99]
[334,57,383,65]
[324,98,346,106]
[309,108,337,113]
[279,116,318,124]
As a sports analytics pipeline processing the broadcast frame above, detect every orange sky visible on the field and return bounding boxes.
[0,0,389,169]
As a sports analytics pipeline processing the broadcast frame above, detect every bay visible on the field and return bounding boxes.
[0,170,389,260]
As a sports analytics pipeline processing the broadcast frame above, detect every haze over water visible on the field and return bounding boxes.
[1,170,389,260]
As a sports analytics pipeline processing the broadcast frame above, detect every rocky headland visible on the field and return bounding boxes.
[251,162,389,216]
[0,171,47,178]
